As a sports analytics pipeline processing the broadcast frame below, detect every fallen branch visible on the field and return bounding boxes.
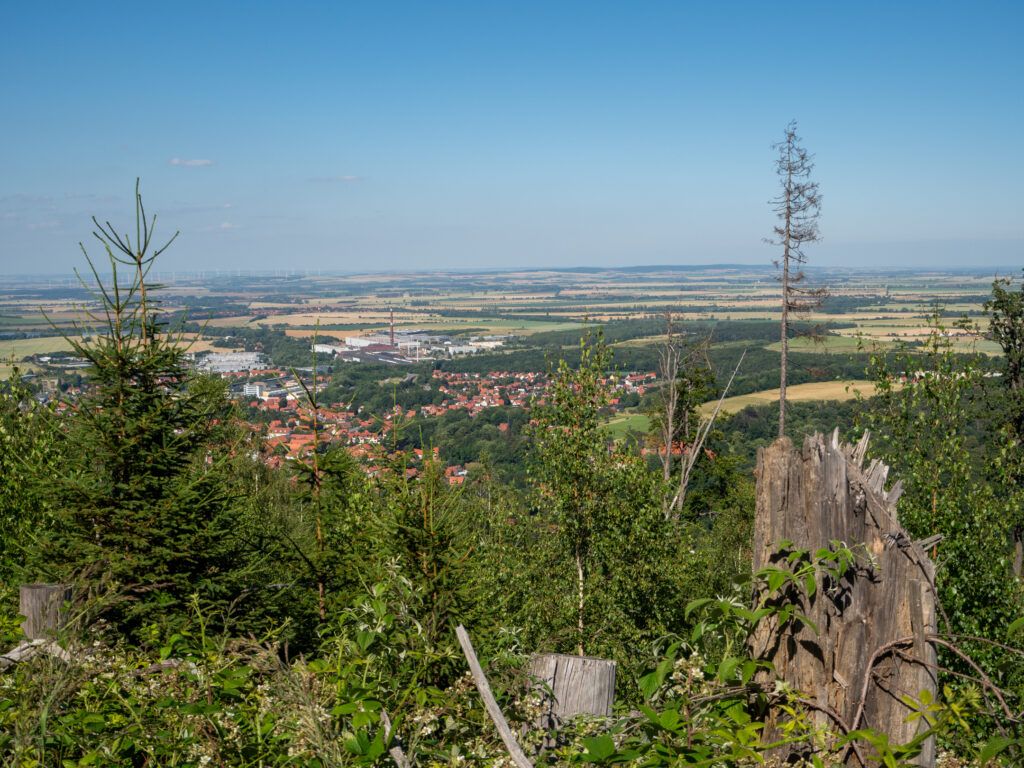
[1,639,71,671]
[455,625,533,768]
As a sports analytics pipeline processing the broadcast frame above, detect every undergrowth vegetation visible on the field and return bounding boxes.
[2,193,1024,766]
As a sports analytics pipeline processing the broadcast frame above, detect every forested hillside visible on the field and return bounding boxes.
[2,199,1024,767]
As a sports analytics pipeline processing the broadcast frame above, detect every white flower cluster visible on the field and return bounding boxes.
[669,650,709,698]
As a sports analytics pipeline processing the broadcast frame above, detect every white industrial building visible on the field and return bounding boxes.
[196,351,268,373]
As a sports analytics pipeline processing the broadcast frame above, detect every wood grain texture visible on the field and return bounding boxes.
[752,431,936,766]
[529,653,616,732]
[19,583,71,640]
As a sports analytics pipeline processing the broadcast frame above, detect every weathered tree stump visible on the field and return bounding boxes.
[529,653,616,733]
[752,431,937,767]
[19,583,72,640]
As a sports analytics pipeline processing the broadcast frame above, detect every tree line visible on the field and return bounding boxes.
[2,134,1024,763]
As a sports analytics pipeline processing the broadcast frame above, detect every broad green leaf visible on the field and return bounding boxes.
[979,736,1018,764]
[582,734,616,762]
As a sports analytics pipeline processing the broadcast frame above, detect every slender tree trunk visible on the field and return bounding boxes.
[1014,525,1023,580]
[661,358,677,517]
[575,544,585,656]
[779,163,792,439]
[779,267,788,437]
[661,372,675,485]
[657,312,679,517]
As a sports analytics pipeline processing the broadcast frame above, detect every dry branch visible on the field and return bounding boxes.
[0,639,71,671]
[455,624,533,768]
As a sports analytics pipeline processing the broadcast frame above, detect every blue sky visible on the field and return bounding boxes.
[1,1,1021,273]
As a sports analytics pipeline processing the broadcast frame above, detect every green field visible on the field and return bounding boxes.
[603,411,651,438]
[764,335,892,354]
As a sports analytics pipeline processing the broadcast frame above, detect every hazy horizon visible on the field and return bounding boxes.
[2,2,1022,273]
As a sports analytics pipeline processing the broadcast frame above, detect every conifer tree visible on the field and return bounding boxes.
[43,183,250,636]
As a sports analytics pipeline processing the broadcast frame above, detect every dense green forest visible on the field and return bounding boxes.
[2,200,1024,766]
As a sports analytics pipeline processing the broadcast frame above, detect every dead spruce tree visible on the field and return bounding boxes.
[768,121,826,437]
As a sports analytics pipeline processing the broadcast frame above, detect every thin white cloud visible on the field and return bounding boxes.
[170,158,214,167]
[164,202,233,215]
[308,175,362,183]
[199,221,239,232]
[27,219,63,231]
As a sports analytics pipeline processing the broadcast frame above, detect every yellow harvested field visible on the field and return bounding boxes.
[700,380,878,416]
[0,362,39,380]
[0,333,229,361]
[1,336,75,358]
[170,335,233,353]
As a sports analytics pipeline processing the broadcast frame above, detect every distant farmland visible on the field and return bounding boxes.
[699,380,877,416]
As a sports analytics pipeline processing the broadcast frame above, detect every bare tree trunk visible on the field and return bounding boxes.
[779,245,789,438]
[659,348,678,486]
[1014,525,1023,580]
[575,545,585,656]
[658,337,679,517]
[778,153,792,439]
[751,432,937,766]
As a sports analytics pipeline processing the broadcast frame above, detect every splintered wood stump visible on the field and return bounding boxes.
[529,653,616,733]
[19,583,71,640]
[752,432,936,767]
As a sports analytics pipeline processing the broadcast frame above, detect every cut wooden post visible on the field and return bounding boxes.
[19,583,71,640]
[751,432,936,767]
[528,653,616,732]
